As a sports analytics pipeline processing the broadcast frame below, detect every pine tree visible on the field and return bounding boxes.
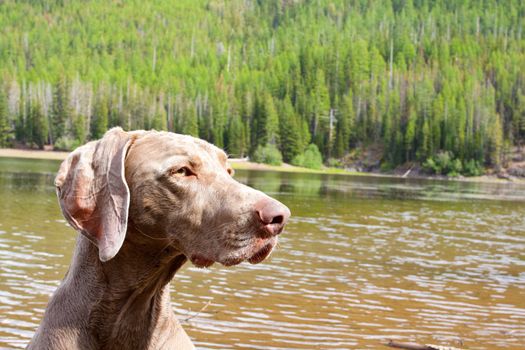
[29,102,48,149]
[264,93,279,145]
[50,77,70,143]
[225,114,246,158]
[150,98,167,131]
[418,118,431,161]
[72,114,87,146]
[311,69,330,155]
[90,95,109,139]
[278,96,301,162]
[0,0,522,175]
[488,114,503,168]
[0,89,12,147]
[250,92,266,154]
[333,91,353,157]
[404,107,416,162]
[182,101,199,137]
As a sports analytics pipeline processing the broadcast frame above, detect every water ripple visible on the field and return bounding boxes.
[1,168,525,349]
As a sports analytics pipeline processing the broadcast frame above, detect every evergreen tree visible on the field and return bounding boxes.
[0,0,522,172]
[150,99,167,131]
[225,114,246,158]
[278,96,301,162]
[404,107,416,161]
[29,102,48,149]
[50,77,69,143]
[90,95,109,139]
[333,91,353,157]
[264,93,279,145]
[72,114,87,147]
[182,101,199,137]
[0,89,12,147]
[488,114,503,168]
[311,69,330,155]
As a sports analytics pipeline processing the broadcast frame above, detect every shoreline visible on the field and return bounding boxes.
[0,148,522,185]
[0,148,70,160]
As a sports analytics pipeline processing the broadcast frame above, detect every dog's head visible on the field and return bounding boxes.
[55,128,290,267]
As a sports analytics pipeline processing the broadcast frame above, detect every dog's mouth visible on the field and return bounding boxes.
[190,255,215,268]
[190,237,277,268]
[247,241,274,264]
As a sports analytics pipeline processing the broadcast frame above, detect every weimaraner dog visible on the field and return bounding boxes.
[27,127,290,349]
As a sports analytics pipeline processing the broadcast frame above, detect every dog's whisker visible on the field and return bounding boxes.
[132,223,171,242]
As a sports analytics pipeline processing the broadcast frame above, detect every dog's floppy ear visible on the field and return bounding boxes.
[55,127,134,262]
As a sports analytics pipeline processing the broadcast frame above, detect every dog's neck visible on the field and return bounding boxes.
[100,225,186,296]
[69,227,188,349]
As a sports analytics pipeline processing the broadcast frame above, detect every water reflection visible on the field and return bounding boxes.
[1,158,525,349]
[238,170,525,202]
[0,172,56,192]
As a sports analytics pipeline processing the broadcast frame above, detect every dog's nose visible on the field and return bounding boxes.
[255,199,291,236]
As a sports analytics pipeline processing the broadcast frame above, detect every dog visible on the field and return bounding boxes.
[27,127,290,349]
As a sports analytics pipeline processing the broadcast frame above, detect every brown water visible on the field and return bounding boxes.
[1,157,524,349]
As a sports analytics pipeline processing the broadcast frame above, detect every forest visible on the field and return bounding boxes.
[0,0,524,175]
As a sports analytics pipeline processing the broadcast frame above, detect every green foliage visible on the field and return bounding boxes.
[292,144,323,170]
[380,162,394,172]
[488,114,503,168]
[423,151,455,176]
[90,97,109,140]
[448,159,463,178]
[463,159,484,177]
[263,93,279,145]
[278,96,302,162]
[50,77,69,143]
[72,115,87,146]
[423,152,484,177]
[0,0,523,173]
[251,144,283,166]
[0,89,13,147]
[150,111,167,131]
[333,92,353,158]
[327,158,342,168]
[225,114,247,158]
[54,136,81,151]
[29,102,48,149]
[181,105,198,137]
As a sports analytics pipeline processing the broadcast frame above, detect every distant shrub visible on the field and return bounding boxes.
[423,151,484,177]
[327,158,342,168]
[251,144,283,165]
[291,154,305,167]
[448,158,463,177]
[291,144,323,169]
[423,151,452,175]
[54,136,81,151]
[463,159,484,177]
[380,161,394,172]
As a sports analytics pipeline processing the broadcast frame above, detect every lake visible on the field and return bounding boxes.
[0,157,524,349]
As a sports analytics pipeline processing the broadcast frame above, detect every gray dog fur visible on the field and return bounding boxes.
[27,128,290,349]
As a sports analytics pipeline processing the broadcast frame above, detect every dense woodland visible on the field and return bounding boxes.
[0,0,524,173]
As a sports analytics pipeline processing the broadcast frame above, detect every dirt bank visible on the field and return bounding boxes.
[0,148,523,184]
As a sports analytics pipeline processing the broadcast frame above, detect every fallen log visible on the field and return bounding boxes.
[385,339,465,350]
[497,172,512,181]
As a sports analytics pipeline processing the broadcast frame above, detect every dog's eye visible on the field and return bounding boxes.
[170,167,192,177]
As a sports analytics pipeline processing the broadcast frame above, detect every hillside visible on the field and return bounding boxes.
[0,0,524,176]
